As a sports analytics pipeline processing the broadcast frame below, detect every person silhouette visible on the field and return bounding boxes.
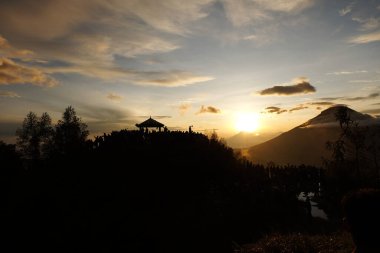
[342,188,380,253]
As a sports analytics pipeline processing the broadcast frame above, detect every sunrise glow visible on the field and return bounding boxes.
[235,113,260,133]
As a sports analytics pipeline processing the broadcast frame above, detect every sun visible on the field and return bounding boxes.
[235,113,260,132]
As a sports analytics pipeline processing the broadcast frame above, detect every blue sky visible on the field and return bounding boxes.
[1,0,380,141]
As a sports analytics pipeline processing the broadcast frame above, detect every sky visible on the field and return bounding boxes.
[1,0,380,142]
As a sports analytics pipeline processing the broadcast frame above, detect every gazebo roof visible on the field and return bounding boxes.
[136,117,165,128]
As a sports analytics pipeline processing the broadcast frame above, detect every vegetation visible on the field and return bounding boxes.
[1,105,379,252]
[321,106,380,219]
[245,232,354,253]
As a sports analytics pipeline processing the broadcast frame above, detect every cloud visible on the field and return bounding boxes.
[179,103,191,115]
[107,93,123,102]
[45,65,213,87]
[361,108,380,115]
[259,77,316,95]
[0,1,211,60]
[223,0,315,27]
[348,31,380,44]
[264,106,287,114]
[0,91,20,98]
[0,57,57,87]
[352,17,380,31]
[289,105,308,112]
[76,104,132,123]
[308,101,335,106]
[319,93,379,102]
[344,92,379,101]
[339,3,354,16]
[197,105,221,114]
[349,79,380,83]
[135,71,214,87]
[319,96,343,101]
[327,70,368,75]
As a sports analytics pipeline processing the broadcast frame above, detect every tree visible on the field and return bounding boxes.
[54,106,89,155]
[16,112,53,159]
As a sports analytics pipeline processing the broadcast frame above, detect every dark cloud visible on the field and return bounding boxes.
[308,101,335,106]
[319,96,342,101]
[344,93,379,101]
[289,105,308,112]
[197,105,221,114]
[320,93,379,102]
[107,93,123,102]
[264,106,287,114]
[259,78,316,95]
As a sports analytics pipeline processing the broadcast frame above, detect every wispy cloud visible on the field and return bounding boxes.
[361,108,380,115]
[327,70,368,75]
[0,1,212,39]
[348,31,380,44]
[259,77,315,96]
[352,17,380,31]
[264,101,336,115]
[135,71,214,87]
[0,1,214,83]
[197,105,221,114]
[289,105,308,112]
[46,65,214,88]
[319,93,379,102]
[179,103,191,116]
[77,103,132,123]
[0,91,20,98]
[349,79,380,83]
[264,106,287,114]
[0,58,57,87]
[319,96,343,101]
[0,35,35,59]
[307,101,335,106]
[223,0,315,27]
[107,93,123,102]
[344,92,379,101]
[339,3,354,16]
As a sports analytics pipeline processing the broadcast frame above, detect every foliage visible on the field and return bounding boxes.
[54,106,89,155]
[16,111,53,159]
[246,232,354,253]
[322,106,380,219]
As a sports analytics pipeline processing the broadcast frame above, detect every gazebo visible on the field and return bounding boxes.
[135,117,165,132]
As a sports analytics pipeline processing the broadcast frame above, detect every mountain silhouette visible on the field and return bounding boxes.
[226,131,277,149]
[247,106,377,166]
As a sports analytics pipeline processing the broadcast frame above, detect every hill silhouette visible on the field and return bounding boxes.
[247,106,379,166]
[1,128,323,252]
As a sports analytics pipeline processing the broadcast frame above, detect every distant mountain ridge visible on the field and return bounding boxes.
[300,106,373,127]
[247,106,378,166]
[226,131,278,149]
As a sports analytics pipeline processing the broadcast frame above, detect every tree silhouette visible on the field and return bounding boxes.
[16,112,53,159]
[54,106,89,155]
